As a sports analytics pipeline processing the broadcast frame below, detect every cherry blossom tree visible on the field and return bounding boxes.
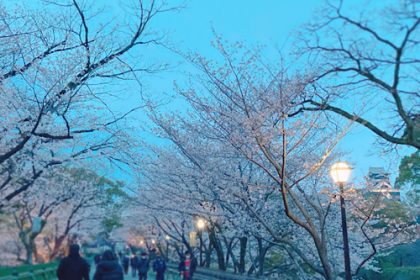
[0,0,172,205]
[132,37,418,279]
[0,167,127,264]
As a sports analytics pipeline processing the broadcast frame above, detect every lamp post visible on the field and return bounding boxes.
[196,219,206,266]
[189,231,197,248]
[151,239,156,249]
[330,161,352,280]
[165,235,170,261]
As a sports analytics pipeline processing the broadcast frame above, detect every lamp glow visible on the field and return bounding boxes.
[196,219,206,230]
[330,162,352,184]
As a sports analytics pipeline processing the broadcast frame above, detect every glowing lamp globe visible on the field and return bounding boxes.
[196,219,206,230]
[330,162,352,184]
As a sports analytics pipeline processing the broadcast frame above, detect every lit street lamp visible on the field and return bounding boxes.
[196,219,206,230]
[189,231,197,248]
[330,161,352,280]
[196,219,206,266]
[165,235,170,261]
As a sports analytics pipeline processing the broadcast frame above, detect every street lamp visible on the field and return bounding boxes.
[196,219,206,230]
[330,161,352,280]
[196,219,206,266]
[165,235,170,261]
[189,231,197,247]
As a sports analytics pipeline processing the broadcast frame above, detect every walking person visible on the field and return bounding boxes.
[178,251,197,280]
[93,250,124,280]
[94,254,102,267]
[130,253,139,277]
[122,254,129,275]
[152,251,166,280]
[137,252,150,280]
[57,244,90,280]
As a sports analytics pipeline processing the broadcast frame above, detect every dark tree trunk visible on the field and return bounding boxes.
[256,237,270,276]
[209,229,226,270]
[205,242,212,268]
[49,235,66,260]
[239,237,248,274]
[224,237,234,271]
[25,243,33,264]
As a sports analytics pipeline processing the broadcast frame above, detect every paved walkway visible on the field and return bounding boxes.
[90,267,181,280]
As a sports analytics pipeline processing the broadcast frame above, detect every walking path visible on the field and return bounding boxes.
[90,267,181,280]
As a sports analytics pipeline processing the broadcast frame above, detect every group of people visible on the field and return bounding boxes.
[57,244,197,280]
[93,250,166,280]
[109,251,166,280]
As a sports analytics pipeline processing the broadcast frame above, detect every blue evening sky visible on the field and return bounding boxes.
[128,0,414,184]
[6,0,414,185]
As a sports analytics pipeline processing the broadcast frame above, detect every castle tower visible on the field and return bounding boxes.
[367,167,400,200]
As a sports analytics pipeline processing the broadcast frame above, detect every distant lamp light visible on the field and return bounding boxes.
[152,239,156,245]
[196,219,206,230]
[330,162,352,184]
[165,235,170,241]
[189,231,197,247]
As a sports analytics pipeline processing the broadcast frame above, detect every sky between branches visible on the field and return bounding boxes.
[4,0,415,185]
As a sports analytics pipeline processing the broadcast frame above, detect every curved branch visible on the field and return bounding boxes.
[303,100,419,149]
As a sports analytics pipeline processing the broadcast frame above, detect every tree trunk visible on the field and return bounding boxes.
[247,263,255,275]
[314,239,334,280]
[239,237,247,274]
[257,238,264,276]
[209,229,226,270]
[224,236,235,271]
[205,242,212,268]
[19,231,38,264]
[49,235,66,260]
[25,243,33,264]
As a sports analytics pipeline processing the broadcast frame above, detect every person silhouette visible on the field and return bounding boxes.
[57,244,90,280]
[153,251,167,280]
[93,250,124,280]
